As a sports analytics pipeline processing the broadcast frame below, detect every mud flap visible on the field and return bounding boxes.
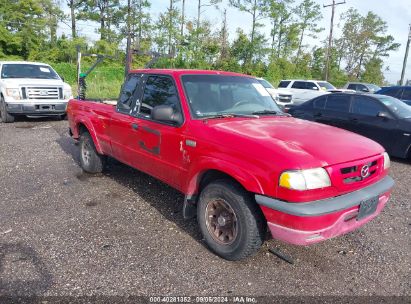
[183,195,197,219]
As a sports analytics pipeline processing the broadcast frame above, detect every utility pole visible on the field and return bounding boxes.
[400,24,411,85]
[181,0,185,38]
[324,0,346,81]
[125,0,132,77]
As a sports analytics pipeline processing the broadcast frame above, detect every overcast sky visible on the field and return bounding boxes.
[62,0,411,84]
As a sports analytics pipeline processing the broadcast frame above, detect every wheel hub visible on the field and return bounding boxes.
[205,198,238,245]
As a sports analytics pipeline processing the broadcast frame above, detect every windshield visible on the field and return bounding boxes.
[181,75,283,118]
[368,84,381,91]
[1,64,60,80]
[257,78,274,89]
[374,95,411,118]
[317,81,336,90]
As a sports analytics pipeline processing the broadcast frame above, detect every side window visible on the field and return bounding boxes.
[347,84,357,90]
[278,81,290,88]
[325,95,350,112]
[357,84,369,92]
[291,81,306,89]
[140,75,180,119]
[383,88,402,98]
[306,82,318,90]
[401,88,411,100]
[352,96,384,116]
[118,74,141,112]
[313,96,327,109]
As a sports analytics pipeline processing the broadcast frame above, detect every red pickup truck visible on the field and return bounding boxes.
[68,69,394,260]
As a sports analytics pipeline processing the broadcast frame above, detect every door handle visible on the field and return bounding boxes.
[350,118,358,123]
[131,123,138,130]
[313,112,322,118]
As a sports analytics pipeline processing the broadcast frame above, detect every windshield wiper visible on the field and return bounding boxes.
[201,113,259,119]
[252,110,291,117]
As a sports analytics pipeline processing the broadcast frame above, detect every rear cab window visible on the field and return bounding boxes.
[401,88,411,100]
[117,73,142,113]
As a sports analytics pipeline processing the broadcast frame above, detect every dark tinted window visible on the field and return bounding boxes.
[313,96,327,109]
[291,81,306,89]
[325,95,350,112]
[347,84,357,90]
[352,96,384,116]
[382,87,402,98]
[401,88,411,100]
[306,82,319,90]
[118,74,141,111]
[278,81,291,88]
[140,75,180,118]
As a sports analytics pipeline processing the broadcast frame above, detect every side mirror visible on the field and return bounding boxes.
[377,111,390,119]
[60,76,65,82]
[361,88,369,92]
[152,105,183,125]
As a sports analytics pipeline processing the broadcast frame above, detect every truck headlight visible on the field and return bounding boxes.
[383,152,390,170]
[5,88,21,100]
[63,89,73,99]
[279,168,331,191]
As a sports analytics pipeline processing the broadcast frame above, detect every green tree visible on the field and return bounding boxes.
[229,0,268,64]
[294,0,323,61]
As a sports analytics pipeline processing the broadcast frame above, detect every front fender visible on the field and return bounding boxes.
[184,156,264,197]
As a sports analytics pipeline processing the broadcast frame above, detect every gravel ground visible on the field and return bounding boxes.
[0,118,410,300]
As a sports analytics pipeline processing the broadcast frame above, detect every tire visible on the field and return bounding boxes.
[79,132,106,173]
[197,179,266,261]
[0,96,15,123]
[59,114,67,121]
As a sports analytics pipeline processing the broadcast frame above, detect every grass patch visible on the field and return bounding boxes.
[52,62,125,100]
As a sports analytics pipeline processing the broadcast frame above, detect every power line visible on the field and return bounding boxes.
[324,0,346,81]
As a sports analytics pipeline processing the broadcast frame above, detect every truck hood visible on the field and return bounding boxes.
[203,117,384,168]
[1,78,70,89]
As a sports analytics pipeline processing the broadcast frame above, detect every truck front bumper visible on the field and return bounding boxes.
[5,100,68,116]
[255,176,394,245]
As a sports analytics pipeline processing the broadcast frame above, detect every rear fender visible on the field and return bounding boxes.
[74,117,103,154]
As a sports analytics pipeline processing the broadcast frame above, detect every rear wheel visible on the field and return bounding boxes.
[79,132,106,173]
[0,96,15,123]
[197,180,266,261]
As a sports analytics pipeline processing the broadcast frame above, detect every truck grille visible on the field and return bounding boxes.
[278,94,292,103]
[23,87,62,100]
[326,154,384,191]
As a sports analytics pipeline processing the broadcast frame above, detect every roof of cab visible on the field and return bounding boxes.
[128,68,248,77]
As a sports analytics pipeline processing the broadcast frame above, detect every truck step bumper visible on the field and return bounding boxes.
[267,192,390,245]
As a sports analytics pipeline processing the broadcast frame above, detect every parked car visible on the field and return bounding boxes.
[256,77,293,110]
[0,61,72,123]
[288,92,411,158]
[68,69,394,261]
[343,82,381,93]
[376,86,411,106]
[276,79,353,105]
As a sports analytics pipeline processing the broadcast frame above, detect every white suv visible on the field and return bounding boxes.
[0,61,72,123]
[277,79,348,105]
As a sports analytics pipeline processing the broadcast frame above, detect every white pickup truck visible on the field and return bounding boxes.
[0,61,72,123]
[277,79,353,106]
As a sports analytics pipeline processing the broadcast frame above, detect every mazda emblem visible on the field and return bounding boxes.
[360,165,370,178]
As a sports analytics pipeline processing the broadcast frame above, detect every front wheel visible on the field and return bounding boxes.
[79,132,106,173]
[197,180,266,261]
[0,97,15,123]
